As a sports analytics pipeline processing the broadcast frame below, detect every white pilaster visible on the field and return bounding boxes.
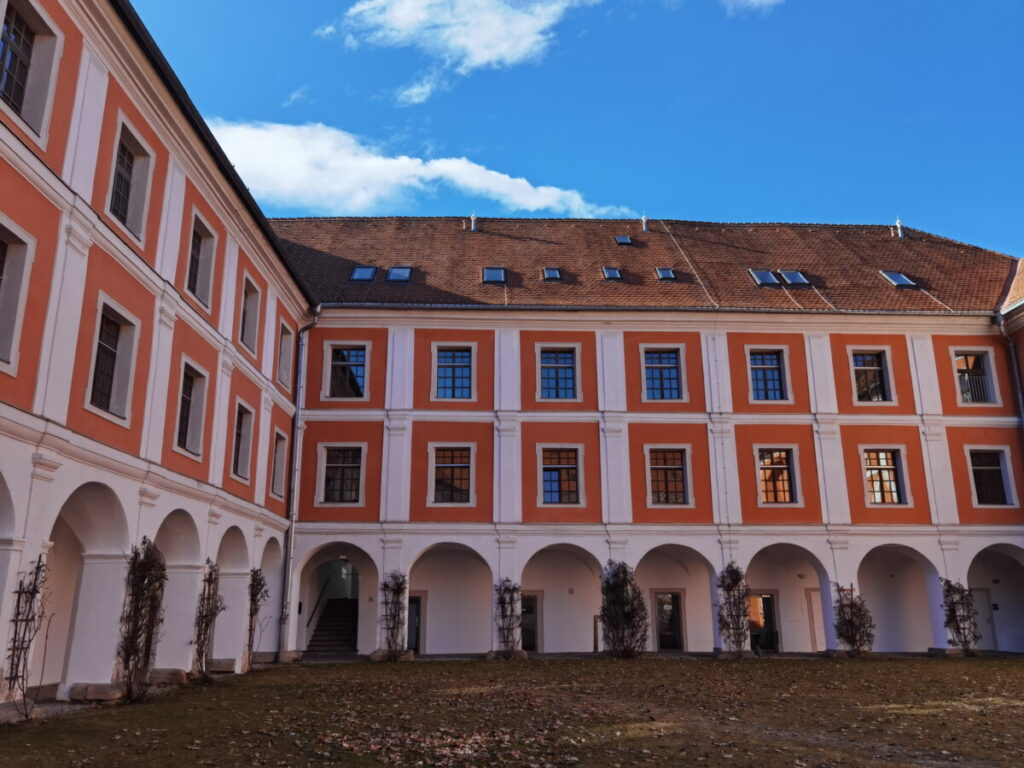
[908,334,939,414]
[62,554,126,693]
[814,417,851,525]
[140,295,176,462]
[495,329,521,411]
[253,392,274,506]
[702,332,732,413]
[61,43,108,197]
[261,287,279,380]
[921,418,957,525]
[209,353,235,485]
[805,333,837,414]
[495,412,522,524]
[154,564,203,672]
[381,412,412,522]
[597,330,626,412]
[218,237,239,339]
[386,327,414,410]
[708,416,740,525]
[154,160,186,282]
[601,413,631,524]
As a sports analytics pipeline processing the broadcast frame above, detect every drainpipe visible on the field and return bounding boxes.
[277,303,321,661]
[995,313,1024,418]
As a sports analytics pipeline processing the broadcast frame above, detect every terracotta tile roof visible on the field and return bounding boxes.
[269,217,1018,314]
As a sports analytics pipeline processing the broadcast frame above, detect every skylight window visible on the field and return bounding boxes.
[542,267,562,281]
[350,265,376,282]
[750,268,781,286]
[615,236,632,246]
[778,269,810,286]
[880,270,917,288]
[603,266,623,280]
[655,267,676,281]
[387,266,412,282]
[482,266,507,284]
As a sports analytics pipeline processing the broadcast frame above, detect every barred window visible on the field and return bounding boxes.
[89,311,121,413]
[970,450,1009,505]
[177,366,196,452]
[864,449,904,504]
[750,350,786,401]
[542,448,580,504]
[0,4,34,115]
[955,352,993,404]
[323,447,362,503]
[433,447,471,503]
[186,229,202,296]
[540,348,577,399]
[758,449,795,504]
[649,448,687,505]
[109,139,134,226]
[329,345,367,398]
[436,347,472,399]
[644,349,682,400]
[853,352,890,402]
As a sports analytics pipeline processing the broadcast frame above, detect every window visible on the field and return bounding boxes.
[655,267,676,281]
[433,447,472,504]
[185,216,215,306]
[107,123,152,238]
[864,449,904,504]
[175,363,206,456]
[542,448,580,505]
[649,448,687,505]
[749,350,787,401]
[643,349,682,400]
[615,235,632,245]
[750,269,780,286]
[970,450,1010,506]
[852,351,890,402]
[482,266,506,284]
[109,140,133,226]
[231,402,254,480]
[602,266,622,280]
[435,347,472,399]
[778,269,810,286]
[277,323,294,388]
[539,348,577,400]
[0,0,60,136]
[350,265,376,282]
[955,352,993,404]
[542,267,561,281]
[88,302,136,419]
[0,3,32,115]
[238,277,260,353]
[387,266,411,282]
[270,432,287,499]
[328,345,367,398]
[758,449,795,504]
[323,446,362,504]
[0,221,33,369]
[880,270,916,288]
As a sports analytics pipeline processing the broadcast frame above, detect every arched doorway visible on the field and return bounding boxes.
[635,544,716,652]
[298,542,378,657]
[967,545,1024,652]
[521,544,602,654]
[152,509,202,673]
[256,538,284,656]
[33,483,129,696]
[858,544,944,652]
[212,526,249,671]
[745,544,832,654]
[408,543,492,655]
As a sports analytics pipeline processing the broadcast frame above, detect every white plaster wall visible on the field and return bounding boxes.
[746,546,826,653]
[410,547,492,654]
[968,550,1024,652]
[34,518,81,687]
[635,547,715,652]
[257,540,285,654]
[522,548,601,653]
[858,548,936,652]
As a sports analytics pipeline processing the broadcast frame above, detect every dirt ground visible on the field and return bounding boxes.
[1,657,1022,767]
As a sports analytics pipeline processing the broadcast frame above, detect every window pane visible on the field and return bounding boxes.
[853,352,889,402]
[542,448,579,504]
[644,349,681,400]
[540,349,577,399]
[330,346,367,397]
[110,140,134,225]
[864,449,903,504]
[434,447,472,503]
[971,451,1008,505]
[90,312,121,412]
[649,448,687,504]
[750,351,786,400]
[436,347,472,399]
[758,449,794,504]
[0,5,35,115]
[177,368,195,451]
[324,447,362,503]
[955,353,992,403]
[186,227,203,296]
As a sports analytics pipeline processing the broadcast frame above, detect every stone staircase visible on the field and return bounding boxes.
[304,598,359,659]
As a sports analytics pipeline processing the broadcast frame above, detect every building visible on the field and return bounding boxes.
[2,0,1024,703]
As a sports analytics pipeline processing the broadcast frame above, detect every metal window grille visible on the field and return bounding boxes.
[110,140,134,225]
[955,353,992,403]
[853,352,889,402]
[324,447,362,503]
[329,346,367,397]
[176,366,196,451]
[970,450,1008,505]
[186,227,203,296]
[644,349,681,400]
[649,448,687,505]
[433,447,471,503]
[436,347,472,399]
[750,350,786,401]
[542,448,579,504]
[864,449,903,504]
[758,449,794,504]
[232,404,251,478]
[89,311,121,412]
[540,348,576,399]
[0,5,34,115]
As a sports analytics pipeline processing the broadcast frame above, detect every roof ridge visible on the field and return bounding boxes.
[269,215,903,228]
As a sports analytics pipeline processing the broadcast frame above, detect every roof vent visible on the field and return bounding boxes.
[895,218,904,239]
[641,215,649,233]
[470,213,478,232]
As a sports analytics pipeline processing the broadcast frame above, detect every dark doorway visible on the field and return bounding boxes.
[655,592,683,650]
[408,595,422,654]
[748,594,778,653]
[521,594,539,652]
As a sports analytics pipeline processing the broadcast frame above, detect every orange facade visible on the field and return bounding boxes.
[520,421,602,523]
[173,179,227,326]
[829,333,917,415]
[623,331,706,412]
[946,426,1024,525]
[160,319,219,482]
[412,329,495,411]
[299,420,383,522]
[409,420,494,522]
[519,331,598,411]
[727,332,811,413]
[627,422,713,523]
[933,335,1017,417]
[305,327,389,410]
[734,424,822,524]
[840,424,931,524]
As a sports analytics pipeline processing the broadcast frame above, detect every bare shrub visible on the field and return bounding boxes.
[4,557,52,720]
[243,568,270,672]
[717,561,750,658]
[494,577,522,659]
[834,583,875,654]
[118,537,168,700]
[192,559,226,677]
[600,560,649,658]
[380,571,408,662]
[942,579,981,654]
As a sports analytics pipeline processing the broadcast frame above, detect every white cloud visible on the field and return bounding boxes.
[208,119,632,217]
[281,86,311,108]
[344,32,360,49]
[344,0,598,102]
[721,0,784,14]
[313,22,338,38]
[395,69,446,105]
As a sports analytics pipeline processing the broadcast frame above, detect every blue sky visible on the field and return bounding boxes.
[133,0,1023,256]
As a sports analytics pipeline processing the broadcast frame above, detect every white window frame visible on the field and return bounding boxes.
[745,344,794,404]
[752,443,804,509]
[105,113,154,244]
[536,442,586,507]
[0,212,35,377]
[859,444,913,508]
[950,346,1002,407]
[846,345,899,407]
[535,342,583,403]
[639,343,688,403]
[237,271,261,355]
[426,442,477,507]
[430,341,477,403]
[229,397,255,484]
[183,208,216,308]
[963,444,1018,508]
[276,321,294,389]
[269,428,289,500]
[315,441,368,507]
[83,291,139,426]
[643,444,694,509]
[321,340,372,401]
[0,0,63,146]
[170,354,208,461]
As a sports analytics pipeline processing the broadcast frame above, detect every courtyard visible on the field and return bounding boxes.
[1,657,1022,767]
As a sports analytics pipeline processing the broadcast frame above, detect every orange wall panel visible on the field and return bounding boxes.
[627,422,713,523]
[946,426,1024,525]
[727,332,810,414]
[521,421,602,523]
[305,327,389,410]
[230,248,269,367]
[409,421,494,522]
[173,179,226,326]
[623,331,706,412]
[220,369,263,503]
[263,404,293,518]
[272,299,298,399]
[932,335,1017,417]
[840,424,931,524]
[299,420,383,522]
[829,333,916,415]
[159,320,218,482]
[734,424,822,524]
[520,331,598,411]
[412,329,495,410]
